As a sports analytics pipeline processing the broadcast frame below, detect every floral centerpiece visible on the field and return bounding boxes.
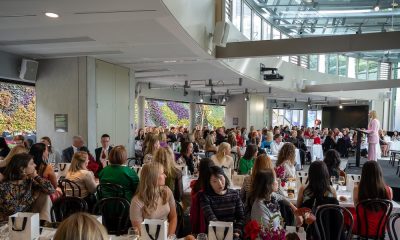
[274,165,288,187]
[244,215,286,240]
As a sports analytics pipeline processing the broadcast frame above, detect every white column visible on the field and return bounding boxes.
[137,96,145,129]
[128,69,136,157]
[189,102,196,131]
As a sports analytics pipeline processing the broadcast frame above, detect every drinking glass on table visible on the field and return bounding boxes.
[197,233,208,240]
[127,227,139,240]
[338,176,345,186]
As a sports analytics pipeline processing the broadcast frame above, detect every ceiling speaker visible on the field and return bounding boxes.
[19,59,38,82]
[213,21,230,47]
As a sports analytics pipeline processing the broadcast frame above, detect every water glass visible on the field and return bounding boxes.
[127,227,139,240]
[197,233,208,240]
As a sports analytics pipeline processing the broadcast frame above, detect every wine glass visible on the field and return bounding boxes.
[197,233,208,240]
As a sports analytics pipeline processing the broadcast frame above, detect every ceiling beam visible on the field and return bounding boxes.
[216,31,400,58]
[302,79,400,93]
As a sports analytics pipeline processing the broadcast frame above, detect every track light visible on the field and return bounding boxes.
[244,95,249,101]
[339,104,343,109]
[374,4,380,11]
[200,95,204,103]
[183,89,188,96]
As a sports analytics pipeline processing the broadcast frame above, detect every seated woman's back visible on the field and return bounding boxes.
[98,146,139,201]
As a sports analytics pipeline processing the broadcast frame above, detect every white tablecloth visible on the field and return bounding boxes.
[390,141,400,151]
[310,144,323,161]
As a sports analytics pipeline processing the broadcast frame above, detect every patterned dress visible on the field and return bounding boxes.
[0,176,54,221]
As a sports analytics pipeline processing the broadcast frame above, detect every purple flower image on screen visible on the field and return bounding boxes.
[167,101,189,119]
[147,100,167,127]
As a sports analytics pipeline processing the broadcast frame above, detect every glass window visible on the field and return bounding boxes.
[318,55,326,73]
[358,59,368,80]
[326,54,338,75]
[232,0,242,31]
[262,21,271,40]
[309,55,318,71]
[348,57,356,78]
[393,62,400,79]
[379,62,390,80]
[307,110,323,128]
[272,27,281,40]
[368,61,378,80]
[338,55,347,77]
[252,13,261,40]
[242,3,251,39]
[272,109,303,127]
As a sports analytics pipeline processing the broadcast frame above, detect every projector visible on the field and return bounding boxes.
[263,73,284,81]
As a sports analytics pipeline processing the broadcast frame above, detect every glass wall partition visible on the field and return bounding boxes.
[252,12,261,40]
[242,3,252,39]
[272,109,303,127]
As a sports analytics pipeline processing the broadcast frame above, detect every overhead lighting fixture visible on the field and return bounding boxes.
[200,95,204,103]
[45,12,59,18]
[339,104,343,109]
[317,9,371,14]
[244,88,250,101]
[163,60,177,63]
[374,4,380,11]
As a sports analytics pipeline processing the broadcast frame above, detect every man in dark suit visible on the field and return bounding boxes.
[62,136,84,163]
[95,134,113,170]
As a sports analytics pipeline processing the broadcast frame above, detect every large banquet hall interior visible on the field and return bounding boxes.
[1,0,400,239]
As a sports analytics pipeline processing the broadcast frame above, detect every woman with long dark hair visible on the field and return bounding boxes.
[323,149,341,179]
[29,143,57,188]
[238,144,258,175]
[41,136,62,168]
[199,166,245,238]
[190,158,215,234]
[0,153,54,221]
[177,141,195,174]
[297,161,337,208]
[351,161,392,237]
[0,137,10,159]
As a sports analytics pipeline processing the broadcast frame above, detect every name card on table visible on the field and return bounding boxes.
[208,221,233,240]
[141,219,167,240]
[9,212,39,240]
[346,174,361,191]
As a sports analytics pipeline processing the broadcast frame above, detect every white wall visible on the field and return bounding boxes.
[36,57,88,152]
[225,94,248,128]
[95,60,130,149]
[162,0,215,54]
[248,94,266,129]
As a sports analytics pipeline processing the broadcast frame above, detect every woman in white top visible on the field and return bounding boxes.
[275,143,296,179]
[66,152,97,202]
[210,142,234,169]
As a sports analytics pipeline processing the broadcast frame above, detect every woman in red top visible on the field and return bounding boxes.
[304,128,312,138]
[312,131,321,144]
[236,130,244,147]
[190,158,215,234]
[351,161,393,237]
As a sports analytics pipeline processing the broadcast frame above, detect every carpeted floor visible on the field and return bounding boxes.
[345,156,400,201]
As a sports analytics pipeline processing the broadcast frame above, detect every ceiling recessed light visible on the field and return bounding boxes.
[45,12,59,18]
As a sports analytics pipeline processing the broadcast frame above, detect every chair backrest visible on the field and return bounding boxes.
[51,196,88,222]
[296,171,308,186]
[346,174,361,190]
[231,151,239,170]
[131,166,142,177]
[355,199,393,239]
[127,158,137,167]
[96,183,125,199]
[58,178,82,197]
[315,204,353,240]
[175,201,184,237]
[93,197,131,236]
[387,212,400,240]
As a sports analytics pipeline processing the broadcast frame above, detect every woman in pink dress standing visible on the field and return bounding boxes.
[365,110,380,161]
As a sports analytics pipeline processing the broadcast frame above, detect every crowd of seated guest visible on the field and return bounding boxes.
[0,123,398,239]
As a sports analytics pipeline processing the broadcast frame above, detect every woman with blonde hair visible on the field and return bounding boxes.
[54,212,109,240]
[276,143,296,179]
[204,134,217,154]
[240,154,274,207]
[143,134,160,164]
[210,142,234,169]
[130,162,177,237]
[153,147,183,202]
[66,151,97,205]
[363,110,380,161]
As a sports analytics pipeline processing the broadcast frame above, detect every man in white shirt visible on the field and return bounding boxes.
[62,136,84,162]
[95,134,113,168]
[270,134,284,155]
